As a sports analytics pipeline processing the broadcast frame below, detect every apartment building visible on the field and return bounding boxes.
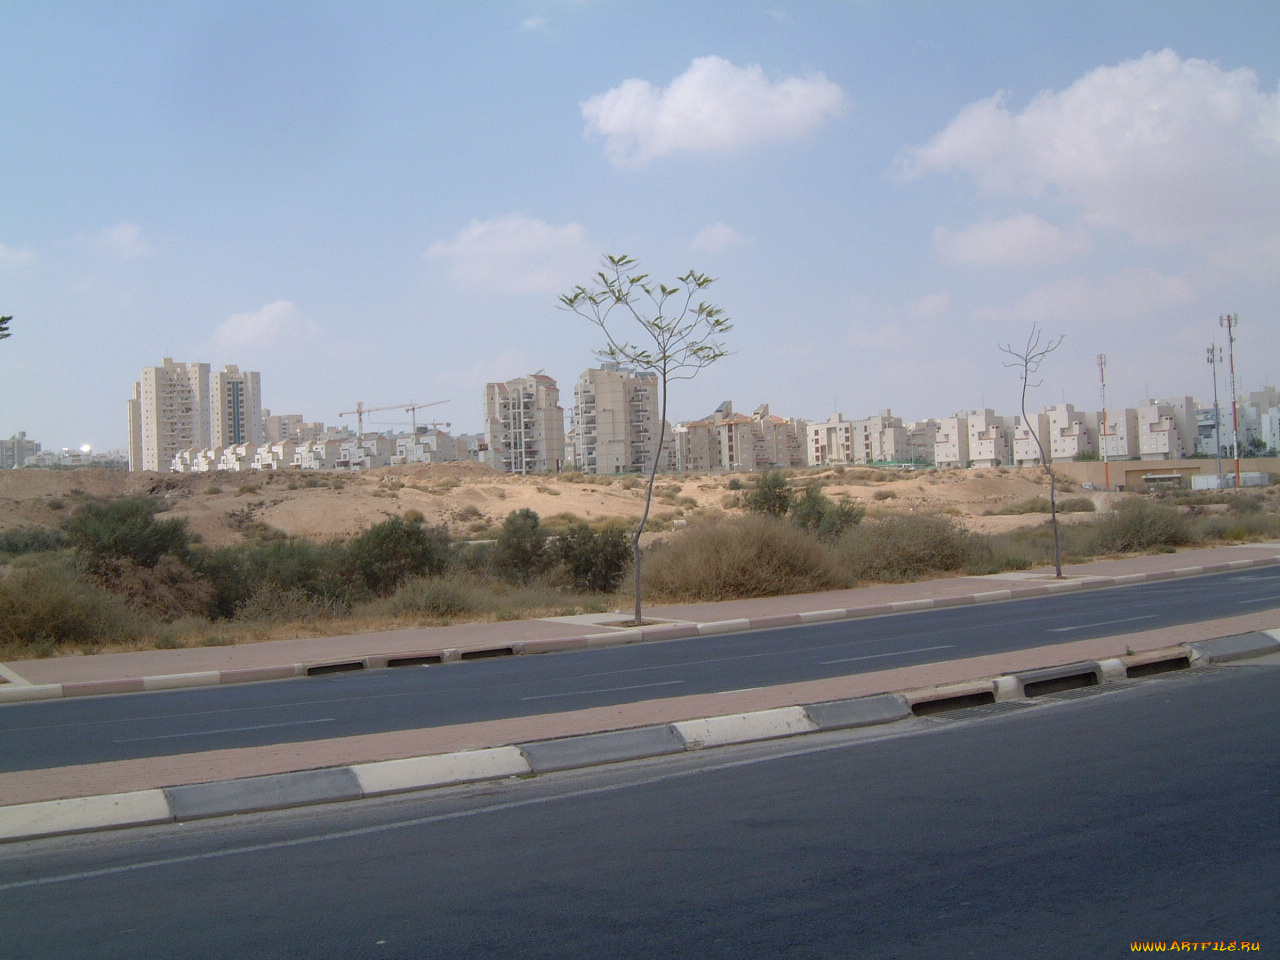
[807,411,907,467]
[965,409,1013,468]
[263,411,327,444]
[128,359,212,472]
[1012,412,1050,465]
[485,373,565,474]
[571,364,663,475]
[1099,407,1139,460]
[1045,404,1097,461]
[210,366,263,448]
[933,413,970,469]
[681,402,805,472]
[906,420,939,466]
[807,413,854,466]
[127,359,264,473]
[1137,397,1197,460]
[1,432,40,469]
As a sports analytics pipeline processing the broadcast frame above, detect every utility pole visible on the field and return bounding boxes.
[1207,344,1224,488]
[1219,314,1241,488]
[1097,353,1109,491]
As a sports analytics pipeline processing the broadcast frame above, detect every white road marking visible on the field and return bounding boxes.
[113,718,336,743]
[519,680,686,701]
[820,644,953,665]
[1046,615,1157,633]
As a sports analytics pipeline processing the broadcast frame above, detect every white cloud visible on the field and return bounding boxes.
[903,50,1280,252]
[86,221,153,258]
[582,55,844,168]
[975,268,1196,327]
[0,243,36,269]
[907,292,951,321]
[935,214,1090,266]
[690,222,750,253]
[425,215,597,292]
[520,16,550,34]
[206,300,324,362]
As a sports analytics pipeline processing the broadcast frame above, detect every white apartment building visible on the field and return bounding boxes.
[965,409,1013,468]
[128,359,264,473]
[1100,408,1140,460]
[933,414,970,469]
[210,366,263,448]
[1045,404,1097,461]
[807,413,854,466]
[682,402,805,472]
[571,364,662,475]
[1,432,40,469]
[395,428,467,465]
[1012,412,1050,465]
[129,359,213,472]
[906,420,939,466]
[485,373,566,474]
[1137,397,1197,460]
[807,411,907,467]
[263,411,327,444]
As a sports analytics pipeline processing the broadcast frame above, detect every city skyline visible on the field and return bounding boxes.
[2,2,1277,453]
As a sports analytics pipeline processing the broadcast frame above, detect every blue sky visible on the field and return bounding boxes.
[2,1,1277,454]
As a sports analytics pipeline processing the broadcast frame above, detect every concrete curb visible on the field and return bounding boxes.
[2,553,1275,706]
[3,630,1274,843]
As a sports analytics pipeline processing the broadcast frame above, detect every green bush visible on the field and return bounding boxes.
[556,523,631,593]
[789,484,863,539]
[494,509,551,583]
[64,497,190,569]
[0,526,68,556]
[1090,499,1191,554]
[743,471,794,517]
[195,537,357,617]
[643,515,843,601]
[347,517,453,596]
[0,559,141,648]
[836,514,978,582]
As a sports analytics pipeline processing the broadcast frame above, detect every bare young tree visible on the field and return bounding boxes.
[560,254,732,624]
[1000,324,1066,578]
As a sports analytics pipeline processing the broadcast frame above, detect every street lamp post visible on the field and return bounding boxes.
[1207,344,1223,489]
[1219,314,1241,489]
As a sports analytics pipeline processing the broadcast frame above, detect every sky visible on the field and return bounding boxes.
[2,1,1278,455]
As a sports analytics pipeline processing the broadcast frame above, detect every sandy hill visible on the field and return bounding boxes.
[0,464,1110,547]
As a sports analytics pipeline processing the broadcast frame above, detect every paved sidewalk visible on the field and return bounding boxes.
[1,541,1278,841]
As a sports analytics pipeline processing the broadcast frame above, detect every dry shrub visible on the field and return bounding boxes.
[93,556,216,621]
[0,560,142,648]
[836,513,977,582]
[383,576,492,619]
[1090,499,1191,554]
[234,586,351,624]
[642,515,844,601]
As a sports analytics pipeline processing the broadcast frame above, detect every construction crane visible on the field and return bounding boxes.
[339,399,448,437]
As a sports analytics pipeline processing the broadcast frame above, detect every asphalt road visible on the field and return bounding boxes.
[1,660,1275,959]
[1,565,1277,771]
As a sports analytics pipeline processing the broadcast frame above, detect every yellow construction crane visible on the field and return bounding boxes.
[339,399,448,437]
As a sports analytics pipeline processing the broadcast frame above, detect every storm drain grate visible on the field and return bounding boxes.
[460,647,514,660]
[305,660,366,676]
[918,699,1037,723]
[911,691,996,716]
[387,654,443,668]
[1126,656,1191,678]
